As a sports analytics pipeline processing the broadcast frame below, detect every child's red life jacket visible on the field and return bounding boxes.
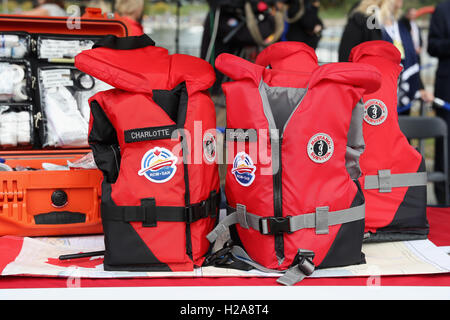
[206,42,382,285]
[75,34,220,271]
[349,41,428,242]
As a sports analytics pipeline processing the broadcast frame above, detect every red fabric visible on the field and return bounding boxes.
[121,16,144,36]
[0,236,23,272]
[427,206,450,246]
[255,41,318,72]
[0,273,449,289]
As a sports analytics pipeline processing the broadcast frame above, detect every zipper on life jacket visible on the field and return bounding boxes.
[259,81,309,266]
[272,132,284,263]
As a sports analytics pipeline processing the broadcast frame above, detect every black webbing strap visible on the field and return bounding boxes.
[101,191,220,227]
[93,34,155,50]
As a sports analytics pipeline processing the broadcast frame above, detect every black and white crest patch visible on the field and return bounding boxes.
[307,133,334,164]
[364,99,388,126]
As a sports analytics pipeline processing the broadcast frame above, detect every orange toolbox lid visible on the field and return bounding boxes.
[0,8,130,36]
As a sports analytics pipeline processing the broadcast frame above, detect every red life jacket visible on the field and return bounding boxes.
[75,35,220,271]
[349,41,428,242]
[206,42,382,284]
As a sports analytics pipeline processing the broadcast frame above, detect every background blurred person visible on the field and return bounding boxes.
[381,0,433,113]
[428,0,450,204]
[115,0,144,36]
[398,6,434,111]
[338,0,383,62]
[284,0,323,49]
[400,7,422,57]
[22,0,66,16]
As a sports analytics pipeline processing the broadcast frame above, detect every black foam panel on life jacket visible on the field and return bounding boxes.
[367,157,429,242]
[152,82,188,126]
[93,34,155,50]
[89,100,121,184]
[319,180,366,269]
[100,183,172,272]
[388,157,428,231]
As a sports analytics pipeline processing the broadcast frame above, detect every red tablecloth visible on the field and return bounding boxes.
[0,206,449,289]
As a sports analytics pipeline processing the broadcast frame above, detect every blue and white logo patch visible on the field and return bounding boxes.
[138,147,177,183]
[231,152,256,187]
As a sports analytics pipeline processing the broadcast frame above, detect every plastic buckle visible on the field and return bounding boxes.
[297,249,315,276]
[203,241,233,266]
[259,216,291,235]
[186,200,208,224]
[210,190,219,218]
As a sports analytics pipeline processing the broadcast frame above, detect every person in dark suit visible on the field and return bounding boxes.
[428,0,450,204]
[381,0,434,114]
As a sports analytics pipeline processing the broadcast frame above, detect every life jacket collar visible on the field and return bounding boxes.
[75,35,215,96]
[256,41,319,73]
[348,40,402,65]
[216,53,382,94]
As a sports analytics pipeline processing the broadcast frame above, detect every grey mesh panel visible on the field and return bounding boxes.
[346,99,365,180]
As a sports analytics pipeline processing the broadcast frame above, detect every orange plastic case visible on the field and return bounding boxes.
[0,10,128,236]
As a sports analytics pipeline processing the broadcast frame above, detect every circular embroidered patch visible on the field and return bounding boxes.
[307,133,334,164]
[203,132,217,163]
[364,99,388,126]
[138,147,177,183]
[231,152,256,187]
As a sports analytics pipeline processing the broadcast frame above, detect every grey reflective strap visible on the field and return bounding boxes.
[364,170,427,192]
[276,259,315,286]
[315,207,329,235]
[207,203,365,242]
[206,212,238,243]
[229,246,283,274]
[206,204,261,242]
[288,203,365,235]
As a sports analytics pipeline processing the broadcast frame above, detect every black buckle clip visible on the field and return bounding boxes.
[210,190,219,218]
[296,249,315,276]
[186,200,208,224]
[203,241,233,266]
[186,191,220,223]
[259,216,292,235]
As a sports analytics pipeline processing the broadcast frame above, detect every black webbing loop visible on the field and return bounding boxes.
[141,198,157,227]
[101,191,220,227]
[185,190,219,223]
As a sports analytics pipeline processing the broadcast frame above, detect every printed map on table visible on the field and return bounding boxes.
[0,234,449,279]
